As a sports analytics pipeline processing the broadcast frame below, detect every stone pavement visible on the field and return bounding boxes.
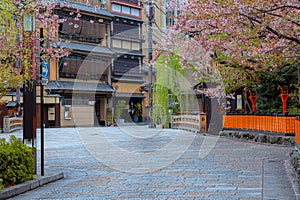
[1,126,298,199]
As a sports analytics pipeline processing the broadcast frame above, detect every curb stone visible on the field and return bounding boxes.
[220,130,295,146]
[289,150,300,200]
[0,172,64,200]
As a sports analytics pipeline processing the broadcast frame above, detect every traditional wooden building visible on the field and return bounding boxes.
[1,0,152,128]
[44,1,115,127]
[109,0,146,123]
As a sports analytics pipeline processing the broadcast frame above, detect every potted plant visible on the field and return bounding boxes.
[133,103,142,123]
[115,100,126,124]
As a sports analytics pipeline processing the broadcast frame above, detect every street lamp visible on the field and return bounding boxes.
[22,12,37,174]
[247,89,257,113]
[278,85,289,114]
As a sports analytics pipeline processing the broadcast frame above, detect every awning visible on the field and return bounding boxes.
[112,76,145,83]
[115,93,145,98]
[56,0,114,18]
[113,14,144,23]
[112,48,144,57]
[46,81,114,93]
[60,42,114,55]
[6,101,18,108]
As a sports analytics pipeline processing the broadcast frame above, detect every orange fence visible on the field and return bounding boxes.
[295,119,300,145]
[223,115,296,135]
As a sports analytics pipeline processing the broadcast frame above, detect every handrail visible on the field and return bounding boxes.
[171,114,207,133]
[3,117,23,133]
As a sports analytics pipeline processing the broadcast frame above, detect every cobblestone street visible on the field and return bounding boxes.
[2,126,297,199]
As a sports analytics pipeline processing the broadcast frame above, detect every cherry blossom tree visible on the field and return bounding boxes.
[163,0,299,93]
[0,0,68,100]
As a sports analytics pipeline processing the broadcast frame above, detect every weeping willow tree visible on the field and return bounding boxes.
[152,53,190,128]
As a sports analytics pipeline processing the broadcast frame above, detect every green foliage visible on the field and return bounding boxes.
[0,178,3,190]
[0,135,34,189]
[0,0,24,100]
[0,0,68,100]
[115,100,126,119]
[133,103,142,117]
[153,53,187,127]
[255,64,298,114]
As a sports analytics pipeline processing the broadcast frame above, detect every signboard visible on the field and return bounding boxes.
[41,61,49,85]
[236,94,243,110]
[23,14,35,31]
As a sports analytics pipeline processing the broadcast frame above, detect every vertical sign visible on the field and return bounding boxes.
[41,61,49,85]
[236,94,243,110]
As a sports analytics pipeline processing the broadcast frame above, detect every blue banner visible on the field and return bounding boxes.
[41,61,49,79]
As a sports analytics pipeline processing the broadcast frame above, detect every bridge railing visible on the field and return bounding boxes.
[223,114,296,135]
[3,116,23,133]
[171,114,207,133]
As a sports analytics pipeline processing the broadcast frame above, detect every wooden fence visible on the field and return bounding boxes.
[223,114,296,135]
[295,118,300,144]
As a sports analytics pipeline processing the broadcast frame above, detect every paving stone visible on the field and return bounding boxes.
[1,127,297,199]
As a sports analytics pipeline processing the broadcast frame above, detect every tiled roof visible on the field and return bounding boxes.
[46,80,114,93]
[60,42,114,55]
[55,0,113,18]
[6,101,18,107]
[115,93,145,98]
[113,13,144,23]
[112,76,144,83]
[112,48,144,57]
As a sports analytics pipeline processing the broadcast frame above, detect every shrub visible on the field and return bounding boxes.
[115,100,126,119]
[0,178,3,190]
[0,135,34,189]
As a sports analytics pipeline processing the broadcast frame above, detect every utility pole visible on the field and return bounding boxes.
[147,0,154,128]
[39,28,45,176]
[298,62,300,114]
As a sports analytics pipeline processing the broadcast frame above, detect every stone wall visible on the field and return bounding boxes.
[220,130,295,146]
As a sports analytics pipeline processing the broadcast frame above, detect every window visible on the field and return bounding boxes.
[114,57,140,75]
[131,8,140,16]
[122,6,130,14]
[113,39,122,48]
[111,3,141,18]
[60,56,109,80]
[113,22,140,40]
[112,4,121,12]
[59,18,105,43]
[132,42,140,50]
[64,105,72,120]
[122,41,131,49]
